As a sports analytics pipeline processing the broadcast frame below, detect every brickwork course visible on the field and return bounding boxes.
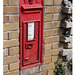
[3,0,64,75]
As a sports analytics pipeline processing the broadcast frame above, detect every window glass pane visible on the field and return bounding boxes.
[28,22,35,40]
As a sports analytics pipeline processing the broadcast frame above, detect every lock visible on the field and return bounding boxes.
[25,44,32,49]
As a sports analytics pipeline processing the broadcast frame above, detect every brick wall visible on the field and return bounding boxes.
[3,0,63,75]
[3,0,19,75]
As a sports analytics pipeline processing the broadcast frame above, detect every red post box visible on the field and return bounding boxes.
[20,0,44,69]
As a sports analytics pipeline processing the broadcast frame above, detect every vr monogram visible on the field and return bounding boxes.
[24,0,38,4]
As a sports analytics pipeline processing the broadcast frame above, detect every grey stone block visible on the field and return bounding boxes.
[20,66,40,75]
[64,42,72,49]
[61,21,72,28]
[71,28,73,36]
[65,66,72,75]
[60,35,72,43]
[62,6,72,14]
[67,54,72,61]
[60,49,72,56]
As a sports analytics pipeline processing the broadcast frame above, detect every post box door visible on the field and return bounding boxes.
[20,0,44,69]
[23,21,39,65]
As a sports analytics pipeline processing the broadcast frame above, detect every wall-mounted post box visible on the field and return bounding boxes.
[20,0,44,69]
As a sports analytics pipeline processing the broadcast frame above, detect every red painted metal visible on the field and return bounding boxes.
[20,0,44,70]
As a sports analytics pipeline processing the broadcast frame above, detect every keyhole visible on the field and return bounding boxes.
[36,0,38,3]
[24,0,28,4]
[29,0,34,4]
